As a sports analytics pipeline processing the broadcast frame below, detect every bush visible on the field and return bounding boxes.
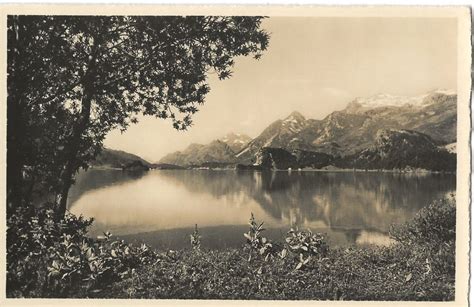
[243,213,279,262]
[387,195,456,299]
[284,228,328,270]
[190,224,201,250]
[7,207,159,298]
[7,207,93,297]
[390,195,456,246]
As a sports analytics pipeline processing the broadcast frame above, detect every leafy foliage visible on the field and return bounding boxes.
[244,213,278,262]
[390,195,456,246]
[190,224,201,250]
[7,207,159,298]
[284,228,328,270]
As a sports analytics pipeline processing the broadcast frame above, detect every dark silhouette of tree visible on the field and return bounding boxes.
[7,15,270,217]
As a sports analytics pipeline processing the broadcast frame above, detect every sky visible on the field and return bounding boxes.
[104,17,457,162]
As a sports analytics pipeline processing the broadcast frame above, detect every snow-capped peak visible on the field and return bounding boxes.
[352,93,425,108]
[428,88,456,96]
[346,89,457,113]
[220,133,252,151]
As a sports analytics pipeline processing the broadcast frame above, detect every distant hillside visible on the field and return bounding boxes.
[254,147,297,170]
[247,147,335,170]
[91,148,151,169]
[244,129,455,172]
[336,129,456,172]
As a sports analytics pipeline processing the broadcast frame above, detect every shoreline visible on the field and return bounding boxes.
[88,165,455,175]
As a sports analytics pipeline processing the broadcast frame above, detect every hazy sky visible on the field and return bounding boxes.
[104,17,457,162]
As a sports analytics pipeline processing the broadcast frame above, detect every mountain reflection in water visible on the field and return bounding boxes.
[68,169,455,250]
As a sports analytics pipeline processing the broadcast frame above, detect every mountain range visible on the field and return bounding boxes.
[157,90,456,171]
[159,133,252,166]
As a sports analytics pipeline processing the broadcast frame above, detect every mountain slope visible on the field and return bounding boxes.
[220,133,252,152]
[250,147,334,170]
[337,129,456,171]
[236,111,314,163]
[159,140,237,166]
[91,148,151,169]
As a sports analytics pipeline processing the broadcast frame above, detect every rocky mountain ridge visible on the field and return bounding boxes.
[236,90,456,162]
[159,133,252,166]
[158,90,457,171]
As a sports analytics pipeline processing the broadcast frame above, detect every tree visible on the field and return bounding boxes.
[7,16,270,217]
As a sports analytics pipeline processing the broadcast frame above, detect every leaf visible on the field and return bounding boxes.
[52,260,61,270]
[243,233,252,240]
[280,249,288,259]
[295,262,303,270]
[303,256,311,265]
[405,273,412,282]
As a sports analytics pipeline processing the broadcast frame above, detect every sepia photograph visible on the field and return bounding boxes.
[2,4,471,305]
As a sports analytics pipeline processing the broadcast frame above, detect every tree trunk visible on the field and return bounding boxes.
[7,16,27,215]
[55,28,100,219]
[7,95,26,214]
[55,81,94,219]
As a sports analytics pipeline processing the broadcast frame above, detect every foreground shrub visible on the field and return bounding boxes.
[244,213,279,262]
[7,207,93,297]
[7,207,158,298]
[390,195,456,246]
[190,224,201,250]
[388,195,456,299]
[284,228,328,270]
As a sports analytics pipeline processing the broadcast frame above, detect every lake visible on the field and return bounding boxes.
[67,169,455,250]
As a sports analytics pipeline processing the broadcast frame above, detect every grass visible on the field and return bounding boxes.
[7,196,455,300]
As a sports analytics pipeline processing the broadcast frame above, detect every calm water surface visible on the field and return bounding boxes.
[68,169,455,250]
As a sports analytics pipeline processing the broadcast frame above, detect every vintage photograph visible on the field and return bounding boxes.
[4,5,471,303]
